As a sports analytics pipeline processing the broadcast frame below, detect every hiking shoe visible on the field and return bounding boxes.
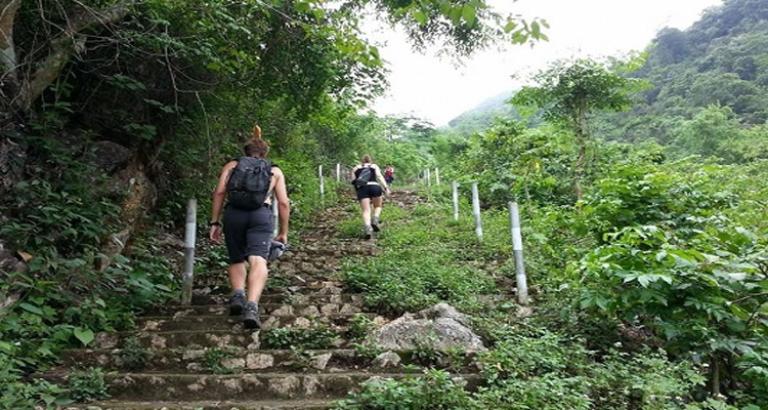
[228,292,246,316]
[371,216,381,232]
[243,302,261,329]
[364,224,373,240]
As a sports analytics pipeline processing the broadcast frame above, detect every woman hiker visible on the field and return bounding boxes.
[209,125,290,329]
[351,154,390,239]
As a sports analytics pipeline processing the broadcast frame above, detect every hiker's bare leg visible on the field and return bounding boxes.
[228,262,246,291]
[246,255,268,303]
[372,196,383,218]
[360,198,372,226]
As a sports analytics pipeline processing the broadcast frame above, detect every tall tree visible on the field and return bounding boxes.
[513,59,638,198]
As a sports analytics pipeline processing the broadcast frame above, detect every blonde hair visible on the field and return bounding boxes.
[362,154,372,163]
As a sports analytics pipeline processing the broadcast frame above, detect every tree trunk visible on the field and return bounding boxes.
[710,353,721,397]
[0,0,21,115]
[573,101,588,200]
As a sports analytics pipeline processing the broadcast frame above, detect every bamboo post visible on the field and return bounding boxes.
[181,198,197,306]
[471,183,483,241]
[435,168,440,185]
[509,202,529,305]
[336,163,341,183]
[319,165,325,199]
[426,168,431,187]
[452,181,459,221]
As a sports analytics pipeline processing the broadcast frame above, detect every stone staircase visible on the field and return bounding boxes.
[49,192,480,409]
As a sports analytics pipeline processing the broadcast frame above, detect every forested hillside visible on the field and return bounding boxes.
[599,0,768,158]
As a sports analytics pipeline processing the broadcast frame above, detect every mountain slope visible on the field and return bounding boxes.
[601,0,768,143]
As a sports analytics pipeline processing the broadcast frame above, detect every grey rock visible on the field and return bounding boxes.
[246,353,274,370]
[367,304,486,352]
[87,140,132,173]
[372,351,401,368]
[310,353,333,370]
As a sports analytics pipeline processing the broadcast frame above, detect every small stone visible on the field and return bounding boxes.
[268,375,300,397]
[221,358,245,369]
[261,316,280,330]
[303,375,321,396]
[186,363,203,372]
[293,317,312,328]
[339,304,361,315]
[271,305,295,317]
[372,351,401,368]
[320,303,340,316]
[150,335,167,350]
[142,320,160,331]
[246,353,274,369]
[94,332,118,349]
[310,353,333,370]
[223,378,243,393]
[183,350,206,360]
[287,286,301,293]
[516,305,534,318]
[299,306,320,317]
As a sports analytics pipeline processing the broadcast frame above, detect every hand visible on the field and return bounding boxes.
[209,225,223,243]
[275,233,288,244]
[385,188,391,196]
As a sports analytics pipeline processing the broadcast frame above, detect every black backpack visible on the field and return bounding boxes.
[227,157,272,210]
[352,166,373,189]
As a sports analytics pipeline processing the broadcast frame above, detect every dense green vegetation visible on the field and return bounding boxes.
[0,0,545,407]
[2,0,767,408]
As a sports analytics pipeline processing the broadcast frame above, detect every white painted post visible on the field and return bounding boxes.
[435,168,441,185]
[272,193,279,237]
[336,163,341,183]
[471,183,483,241]
[426,168,431,187]
[181,198,197,306]
[509,202,529,305]
[319,165,325,199]
[452,181,459,221]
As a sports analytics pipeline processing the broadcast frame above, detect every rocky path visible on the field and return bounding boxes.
[51,191,480,409]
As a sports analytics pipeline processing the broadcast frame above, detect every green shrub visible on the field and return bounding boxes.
[474,374,591,410]
[261,325,338,349]
[334,369,476,410]
[67,367,109,403]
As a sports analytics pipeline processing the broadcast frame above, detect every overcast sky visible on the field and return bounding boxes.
[367,0,723,126]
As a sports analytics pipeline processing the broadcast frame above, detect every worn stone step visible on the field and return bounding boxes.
[136,312,377,332]
[190,293,364,306]
[94,329,364,351]
[47,371,482,401]
[60,347,479,373]
[191,287,351,306]
[67,399,334,410]
[150,302,364,318]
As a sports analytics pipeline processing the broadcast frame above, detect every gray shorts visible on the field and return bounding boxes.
[223,205,274,264]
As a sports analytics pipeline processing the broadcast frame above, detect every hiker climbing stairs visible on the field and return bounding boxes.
[48,191,482,409]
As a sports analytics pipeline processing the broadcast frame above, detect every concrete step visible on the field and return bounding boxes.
[47,371,481,401]
[60,347,479,373]
[135,312,377,332]
[65,399,334,410]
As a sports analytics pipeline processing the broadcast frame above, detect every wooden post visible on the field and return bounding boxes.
[336,163,341,183]
[435,168,440,185]
[509,202,529,305]
[471,182,483,241]
[452,181,459,221]
[426,168,431,187]
[181,198,197,306]
[319,165,325,199]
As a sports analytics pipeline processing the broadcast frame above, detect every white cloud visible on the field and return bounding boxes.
[368,0,723,125]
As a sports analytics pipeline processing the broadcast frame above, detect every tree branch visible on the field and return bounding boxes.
[0,0,21,96]
[18,1,133,111]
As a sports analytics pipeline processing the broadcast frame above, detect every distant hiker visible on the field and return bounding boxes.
[209,125,290,329]
[384,165,395,185]
[351,155,390,239]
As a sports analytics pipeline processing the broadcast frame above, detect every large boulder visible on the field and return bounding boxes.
[367,303,486,352]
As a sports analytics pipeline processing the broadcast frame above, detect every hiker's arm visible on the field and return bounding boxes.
[350,165,360,181]
[210,161,237,242]
[374,165,389,191]
[274,168,291,243]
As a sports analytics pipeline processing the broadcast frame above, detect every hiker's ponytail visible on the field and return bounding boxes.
[244,124,269,157]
